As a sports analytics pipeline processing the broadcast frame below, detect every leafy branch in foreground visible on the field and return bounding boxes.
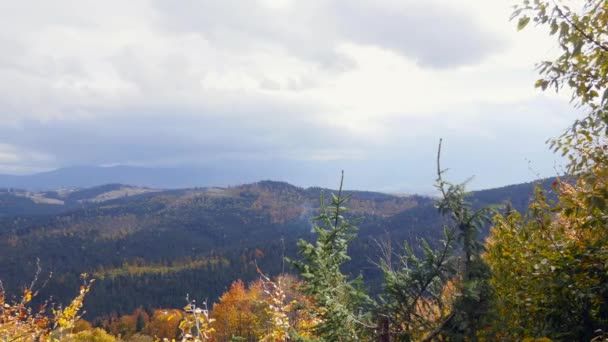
[512,0,608,177]
[0,271,94,342]
[513,0,608,109]
[176,295,215,342]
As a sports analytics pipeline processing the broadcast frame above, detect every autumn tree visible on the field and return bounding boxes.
[70,328,117,342]
[105,308,150,339]
[142,309,183,340]
[211,280,268,341]
[484,1,608,340]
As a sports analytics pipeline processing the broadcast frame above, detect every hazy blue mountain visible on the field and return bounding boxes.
[0,162,351,191]
[0,165,254,190]
[0,163,477,194]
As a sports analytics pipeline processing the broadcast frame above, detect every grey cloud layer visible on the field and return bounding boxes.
[151,0,504,69]
[0,0,566,191]
[0,97,362,167]
[0,95,569,190]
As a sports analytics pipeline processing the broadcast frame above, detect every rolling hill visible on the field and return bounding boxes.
[0,179,551,320]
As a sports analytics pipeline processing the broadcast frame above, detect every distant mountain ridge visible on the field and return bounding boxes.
[0,166,234,190]
[0,164,555,195]
[0,164,346,191]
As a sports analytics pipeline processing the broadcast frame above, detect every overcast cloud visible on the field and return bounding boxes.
[0,0,574,192]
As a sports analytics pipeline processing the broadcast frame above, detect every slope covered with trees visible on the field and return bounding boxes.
[0,179,542,321]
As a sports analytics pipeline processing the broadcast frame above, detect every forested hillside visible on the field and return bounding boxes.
[0,179,543,320]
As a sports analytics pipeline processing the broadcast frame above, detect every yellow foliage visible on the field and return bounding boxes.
[258,272,291,341]
[485,170,608,339]
[67,328,117,342]
[53,278,94,335]
[0,274,94,342]
[177,300,215,341]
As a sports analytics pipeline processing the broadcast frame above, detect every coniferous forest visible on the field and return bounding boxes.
[2,0,608,341]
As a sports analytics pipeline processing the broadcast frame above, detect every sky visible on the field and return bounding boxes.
[0,0,579,193]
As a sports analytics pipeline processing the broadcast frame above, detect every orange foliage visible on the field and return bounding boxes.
[211,280,267,341]
[209,275,320,341]
[143,309,183,340]
[105,308,149,338]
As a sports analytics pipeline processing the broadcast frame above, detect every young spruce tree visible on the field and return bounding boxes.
[380,140,494,341]
[289,171,373,341]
